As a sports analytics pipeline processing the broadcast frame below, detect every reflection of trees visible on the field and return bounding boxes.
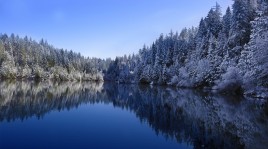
[0,82,267,149]
[0,81,105,121]
[104,84,268,149]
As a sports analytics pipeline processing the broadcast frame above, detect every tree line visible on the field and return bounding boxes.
[0,34,111,81]
[105,0,268,98]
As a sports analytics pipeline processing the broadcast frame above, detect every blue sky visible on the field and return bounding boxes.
[0,0,233,59]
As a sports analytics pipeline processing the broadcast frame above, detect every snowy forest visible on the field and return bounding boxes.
[105,0,268,98]
[0,34,111,81]
[0,0,268,98]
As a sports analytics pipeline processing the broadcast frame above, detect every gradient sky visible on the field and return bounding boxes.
[0,0,233,59]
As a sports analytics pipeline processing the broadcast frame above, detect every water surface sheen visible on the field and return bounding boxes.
[0,81,267,149]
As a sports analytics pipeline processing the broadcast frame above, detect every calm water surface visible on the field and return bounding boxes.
[0,81,267,149]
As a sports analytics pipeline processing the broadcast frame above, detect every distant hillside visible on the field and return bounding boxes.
[0,34,111,81]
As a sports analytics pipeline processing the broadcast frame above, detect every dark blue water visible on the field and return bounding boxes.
[0,81,267,149]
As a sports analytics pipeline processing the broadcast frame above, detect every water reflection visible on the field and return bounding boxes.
[0,81,105,121]
[0,81,267,149]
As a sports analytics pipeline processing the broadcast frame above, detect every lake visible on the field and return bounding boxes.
[0,81,267,149]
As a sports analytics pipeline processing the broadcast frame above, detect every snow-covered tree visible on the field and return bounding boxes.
[206,3,222,38]
[0,51,17,79]
[243,16,268,87]
[222,7,232,38]
[229,0,253,47]
[213,66,243,94]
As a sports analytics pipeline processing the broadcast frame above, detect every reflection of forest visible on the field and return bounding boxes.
[0,81,267,149]
[0,81,105,121]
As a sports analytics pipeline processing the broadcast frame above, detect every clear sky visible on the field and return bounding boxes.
[0,0,233,59]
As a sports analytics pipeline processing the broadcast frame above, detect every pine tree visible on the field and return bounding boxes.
[206,3,222,38]
[222,7,232,38]
[229,0,253,47]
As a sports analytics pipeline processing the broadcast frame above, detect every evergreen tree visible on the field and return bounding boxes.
[222,7,232,38]
[229,0,253,47]
[206,3,222,38]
